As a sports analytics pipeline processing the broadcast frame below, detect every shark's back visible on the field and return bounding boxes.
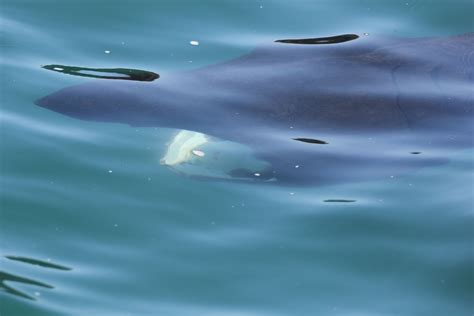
[185,33,473,134]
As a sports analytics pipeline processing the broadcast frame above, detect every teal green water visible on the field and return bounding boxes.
[1,1,473,315]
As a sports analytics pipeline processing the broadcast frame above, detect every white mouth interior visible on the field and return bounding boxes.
[161,130,208,166]
[161,130,272,181]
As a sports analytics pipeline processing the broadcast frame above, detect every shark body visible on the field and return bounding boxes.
[36,33,474,184]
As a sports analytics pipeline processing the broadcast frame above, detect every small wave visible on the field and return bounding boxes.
[6,256,72,271]
[0,111,100,141]
[0,271,53,300]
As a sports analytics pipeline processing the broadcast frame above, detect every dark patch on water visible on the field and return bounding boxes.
[6,256,72,271]
[43,64,159,82]
[0,271,53,300]
[275,34,359,45]
[324,199,356,203]
[293,138,328,144]
[410,152,422,154]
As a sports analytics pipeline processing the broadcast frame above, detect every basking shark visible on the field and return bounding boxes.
[36,33,473,185]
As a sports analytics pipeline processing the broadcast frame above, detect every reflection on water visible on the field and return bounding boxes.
[6,256,72,271]
[0,271,53,301]
[43,65,159,82]
[293,138,329,145]
[1,256,72,300]
[275,33,359,44]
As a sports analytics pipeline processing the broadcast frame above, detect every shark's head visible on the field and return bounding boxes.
[35,81,184,127]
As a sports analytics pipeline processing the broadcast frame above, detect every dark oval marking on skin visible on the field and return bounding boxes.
[43,64,159,82]
[410,151,422,154]
[324,199,356,203]
[293,138,328,144]
[275,34,359,45]
[6,255,72,271]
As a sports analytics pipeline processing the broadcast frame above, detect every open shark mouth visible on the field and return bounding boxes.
[160,130,275,182]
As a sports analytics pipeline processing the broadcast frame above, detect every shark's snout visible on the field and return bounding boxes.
[34,81,173,126]
[35,86,98,120]
[35,93,62,112]
[35,83,128,122]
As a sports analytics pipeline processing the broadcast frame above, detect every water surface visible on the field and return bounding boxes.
[1,1,473,315]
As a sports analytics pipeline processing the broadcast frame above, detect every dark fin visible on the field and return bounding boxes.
[275,34,359,45]
[43,64,159,82]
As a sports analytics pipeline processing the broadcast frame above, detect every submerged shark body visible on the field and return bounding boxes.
[36,33,473,185]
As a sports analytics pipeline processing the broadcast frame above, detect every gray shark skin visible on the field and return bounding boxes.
[36,33,474,185]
